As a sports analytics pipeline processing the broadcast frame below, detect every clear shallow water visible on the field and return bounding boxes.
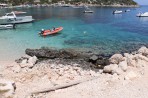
[0,6,148,61]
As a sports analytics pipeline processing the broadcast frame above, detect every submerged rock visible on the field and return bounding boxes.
[89,55,98,62]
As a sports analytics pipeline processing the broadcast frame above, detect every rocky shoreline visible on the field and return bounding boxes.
[81,4,139,7]
[24,47,112,67]
[1,46,148,98]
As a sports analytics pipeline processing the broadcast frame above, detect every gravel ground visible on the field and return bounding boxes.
[1,47,148,98]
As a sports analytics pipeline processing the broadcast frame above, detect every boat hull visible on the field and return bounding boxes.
[0,16,34,24]
[137,15,148,17]
[0,24,15,30]
[113,11,122,14]
[136,12,148,17]
[83,11,93,13]
[40,27,63,36]
[125,10,130,12]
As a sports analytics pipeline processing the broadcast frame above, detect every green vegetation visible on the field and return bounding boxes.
[0,0,137,5]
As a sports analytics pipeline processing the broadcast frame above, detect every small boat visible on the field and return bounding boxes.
[0,24,16,30]
[39,27,63,36]
[83,10,94,13]
[125,9,130,12]
[137,12,148,17]
[83,6,93,13]
[113,10,122,14]
[61,4,71,7]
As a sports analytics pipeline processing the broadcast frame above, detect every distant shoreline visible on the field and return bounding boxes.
[78,4,139,7]
[91,5,139,8]
[1,3,139,9]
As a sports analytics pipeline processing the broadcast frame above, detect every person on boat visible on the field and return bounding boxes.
[41,29,45,34]
[53,27,56,31]
[50,27,55,32]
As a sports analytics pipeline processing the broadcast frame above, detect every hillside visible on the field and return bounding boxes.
[53,0,138,5]
[0,0,138,6]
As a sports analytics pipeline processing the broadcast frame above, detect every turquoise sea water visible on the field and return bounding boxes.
[0,6,148,61]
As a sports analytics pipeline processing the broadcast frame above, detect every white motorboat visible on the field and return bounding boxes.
[83,6,93,13]
[125,9,130,12]
[0,11,34,24]
[0,24,16,30]
[113,10,122,14]
[61,4,71,7]
[83,10,94,13]
[137,12,148,17]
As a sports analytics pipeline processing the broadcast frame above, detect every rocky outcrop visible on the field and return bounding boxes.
[20,59,28,68]
[89,55,98,63]
[16,55,38,69]
[118,61,127,71]
[25,48,90,60]
[103,64,117,73]
[103,46,148,80]
[4,46,148,97]
[103,64,123,75]
[24,46,148,77]
[109,54,124,64]
[28,56,38,68]
[25,48,110,67]
[138,46,148,56]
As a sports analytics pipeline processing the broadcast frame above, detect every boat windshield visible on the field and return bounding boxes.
[6,13,14,17]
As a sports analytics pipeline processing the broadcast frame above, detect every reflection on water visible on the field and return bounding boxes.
[16,23,33,29]
[139,17,148,22]
[113,14,122,19]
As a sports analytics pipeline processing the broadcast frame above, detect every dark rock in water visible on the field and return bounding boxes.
[26,48,56,59]
[96,59,110,67]
[25,48,111,69]
[25,48,90,60]
[90,55,98,61]
[88,54,110,67]
[89,55,98,64]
